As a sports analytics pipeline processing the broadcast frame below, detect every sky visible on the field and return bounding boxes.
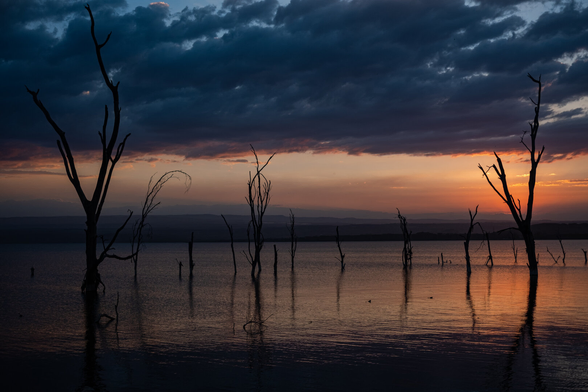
[1,0,588,220]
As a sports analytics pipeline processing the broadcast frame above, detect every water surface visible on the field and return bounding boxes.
[1,240,587,391]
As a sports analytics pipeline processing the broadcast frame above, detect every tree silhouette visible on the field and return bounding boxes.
[243,145,275,278]
[287,209,297,271]
[479,74,544,276]
[130,170,191,278]
[26,5,131,295]
[335,226,345,271]
[464,205,481,275]
[397,209,412,269]
[221,214,237,275]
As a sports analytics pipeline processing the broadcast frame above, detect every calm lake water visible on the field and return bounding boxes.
[1,240,588,391]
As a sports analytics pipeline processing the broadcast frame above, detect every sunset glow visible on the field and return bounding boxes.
[1,0,588,220]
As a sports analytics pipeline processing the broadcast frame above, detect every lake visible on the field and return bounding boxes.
[1,240,588,391]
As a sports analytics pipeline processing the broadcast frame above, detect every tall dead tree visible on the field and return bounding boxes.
[479,74,544,277]
[26,5,132,295]
[287,209,298,271]
[582,249,587,265]
[131,170,191,277]
[464,206,480,275]
[221,214,237,274]
[397,209,412,269]
[243,145,275,278]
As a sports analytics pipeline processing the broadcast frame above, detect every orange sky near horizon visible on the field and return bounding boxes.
[1,149,587,220]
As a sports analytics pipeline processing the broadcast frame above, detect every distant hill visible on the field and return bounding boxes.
[0,214,587,244]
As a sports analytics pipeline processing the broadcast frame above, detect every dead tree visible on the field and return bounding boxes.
[273,244,278,275]
[464,206,481,275]
[131,170,191,277]
[546,247,560,264]
[26,5,132,295]
[397,209,412,269]
[582,249,587,265]
[439,253,450,266]
[176,259,183,279]
[479,74,544,277]
[188,232,195,278]
[221,214,237,274]
[335,226,345,271]
[243,145,275,278]
[485,231,494,267]
[287,209,298,271]
[511,231,518,263]
[558,237,566,266]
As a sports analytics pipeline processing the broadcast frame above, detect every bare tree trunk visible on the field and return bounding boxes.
[485,232,494,267]
[221,215,237,274]
[511,231,518,264]
[84,217,99,293]
[522,226,538,274]
[558,237,566,266]
[479,74,544,277]
[582,249,587,265]
[273,244,278,275]
[397,209,412,269]
[546,246,559,264]
[464,206,479,275]
[176,259,183,280]
[288,209,297,271]
[335,226,345,271]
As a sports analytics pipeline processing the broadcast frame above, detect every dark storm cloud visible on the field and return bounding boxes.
[1,0,587,164]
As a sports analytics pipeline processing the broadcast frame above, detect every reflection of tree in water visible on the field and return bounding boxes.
[274,271,278,304]
[246,276,271,390]
[466,274,476,332]
[336,270,345,313]
[188,276,194,319]
[399,267,411,321]
[230,274,236,333]
[487,266,493,302]
[290,270,297,322]
[500,276,545,391]
[77,295,104,392]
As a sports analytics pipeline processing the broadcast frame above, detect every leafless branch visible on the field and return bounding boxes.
[546,247,560,264]
[221,214,237,274]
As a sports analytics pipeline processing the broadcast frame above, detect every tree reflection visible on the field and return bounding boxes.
[487,266,493,301]
[230,274,236,334]
[188,275,194,318]
[466,274,476,332]
[336,270,345,313]
[290,270,297,321]
[501,276,545,391]
[400,267,412,320]
[77,295,104,392]
[246,276,270,391]
[274,270,278,303]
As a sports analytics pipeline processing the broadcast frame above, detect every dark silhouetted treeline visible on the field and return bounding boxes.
[1,215,587,244]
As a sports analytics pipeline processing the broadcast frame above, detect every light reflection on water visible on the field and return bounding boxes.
[1,240,588,391]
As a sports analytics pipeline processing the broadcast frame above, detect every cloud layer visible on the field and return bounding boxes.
[2,0,588,166]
